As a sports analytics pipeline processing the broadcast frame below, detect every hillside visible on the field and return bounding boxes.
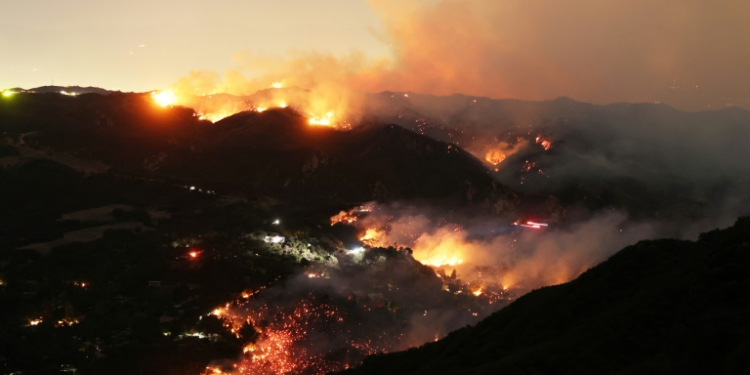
[364,93,750,219]
[0,92,516,211]
[339,217,750,375]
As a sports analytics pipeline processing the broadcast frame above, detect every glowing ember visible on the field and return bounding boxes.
[472,288,483,296]
[189,250,200,259]
[535,136,553,150]
[73,281,87,288]
[55,318,80,327]
[27,318,43,326]
[151,90,178,107]
[206,296,360,375]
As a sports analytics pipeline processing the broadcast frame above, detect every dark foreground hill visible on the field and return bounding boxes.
[338,217,750,375]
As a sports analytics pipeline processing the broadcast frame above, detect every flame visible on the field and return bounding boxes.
[199,112,232,122]
[271,82,284,89]
[419,257,464,268]
[535,136,552,150]
[410,228,470,268]
[206,297,355,375]
[308,111,335,126]
[151,90,178,107]
[482,140,527,169]
[359,228,383,245]
[330,204,375,226]
[485,149,506,166]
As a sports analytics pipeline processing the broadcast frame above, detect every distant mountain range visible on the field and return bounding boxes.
[338,217,750,375]
[5,87,748,222]
[25,86,116,96]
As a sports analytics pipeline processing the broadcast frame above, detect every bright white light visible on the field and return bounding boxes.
[348,247,365,254]
[272,219,280,225]
[264,236,285,244]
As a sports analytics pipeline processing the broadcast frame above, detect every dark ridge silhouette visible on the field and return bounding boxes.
[28,85,115,95]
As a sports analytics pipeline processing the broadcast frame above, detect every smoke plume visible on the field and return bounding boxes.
[169,0,750,112]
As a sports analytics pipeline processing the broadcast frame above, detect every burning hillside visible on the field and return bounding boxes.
[196,244,512,375]
[150,80,355,129]
[3,89,748,375]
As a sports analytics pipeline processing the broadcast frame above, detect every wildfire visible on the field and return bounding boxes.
[151,90,178,107]
[27,318,43,326]
[359,228,383,246]
[199,112,232,122]
[483,140,527,169]
[419,257,464,268]
[485,149,506,166]
[308,111,335,127]
[535,136,552,150]
[206,295,359,375]
[330,204,375,226]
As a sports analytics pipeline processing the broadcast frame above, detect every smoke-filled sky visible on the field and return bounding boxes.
[3,0,750,110]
